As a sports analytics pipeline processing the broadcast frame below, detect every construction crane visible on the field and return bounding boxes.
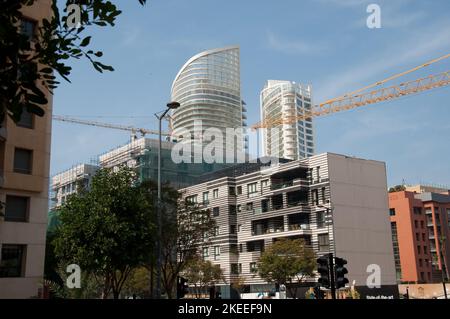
[52,115,170,137]
[252,53,450,129]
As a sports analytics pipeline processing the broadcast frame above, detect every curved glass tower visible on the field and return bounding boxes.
[260,80,315,160]
[170,46,245,159]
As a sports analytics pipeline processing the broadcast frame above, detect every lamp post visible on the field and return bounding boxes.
[154,101,180,299]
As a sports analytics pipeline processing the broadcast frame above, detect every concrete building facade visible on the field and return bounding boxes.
[260,80,315,160]
[389,188,450,283]
[180,153,397,298]
[0,0,52,298]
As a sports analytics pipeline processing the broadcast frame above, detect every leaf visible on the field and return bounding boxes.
[79,36,91,47]
[26,103,45,117]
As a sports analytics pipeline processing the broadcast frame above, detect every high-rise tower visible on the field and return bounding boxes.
[260,80,315,160]
[170,46,245,162]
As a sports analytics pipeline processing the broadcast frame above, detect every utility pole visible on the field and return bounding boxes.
[329,253,336,300]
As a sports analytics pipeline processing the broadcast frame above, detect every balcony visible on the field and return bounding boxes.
[288,223,310,231]
[271,180,293,190]
[252,217,284,236]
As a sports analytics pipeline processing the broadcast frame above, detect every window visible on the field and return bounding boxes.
[416,233,420,241]
[389,208,396,216]
[420,220,425,229]
[0,245,25,278]
[214,246,220,260]
[13,148,33,174]
[413,207,422,215]
[246,202,253,211]
[419,259,423,267]
[230,225,236,234]
[237,204,242,212]
[261,180,269,189]
[261,199,269,213]
[17,109,33,129]
[4,195,29,222]
[20,18,36,40]
[186,195,198,204]
[239,244,243,253]
[202,247,209,258]
[321,187,326,203]
[229,187,236,196]
[231,264,239,275]
[312,189,319,206]
[202,192,209,204]
[423,246,427,254]
[317,211,325,228]
[250,262,258,273]
[229,205,237,215]
[238,263,242,274]
[238,224,242,232]
[212,207,219,217]
[237,186,242,195]
[316,166,320,181]
[422,233,426,241]
[417,246,421,254]
[213,226,219,236]
[248,182,258,197]
[213,189,219,199]
[420,272,425,282]
[318,234,330,252]
[414,220,419,228]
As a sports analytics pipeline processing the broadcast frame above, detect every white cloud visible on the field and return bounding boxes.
[315,19,450,101]
[266,31,328,55]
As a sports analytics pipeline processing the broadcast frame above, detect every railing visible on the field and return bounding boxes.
[252,227,284,236]
[270,180,293,190]
[287,201,308,207]
[288,224,310,231]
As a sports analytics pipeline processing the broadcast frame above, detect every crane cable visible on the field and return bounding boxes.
[319,53,450,106]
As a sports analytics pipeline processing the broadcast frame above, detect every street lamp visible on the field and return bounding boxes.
[154,101,180,299]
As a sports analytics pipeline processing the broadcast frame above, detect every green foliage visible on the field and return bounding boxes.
[184,256,224,298]
[121,267,151,299]
[53,167,154,299]
[389,185,406,192]
[258,238,316,285]
[158,195,216,298]
[0,0,146,125]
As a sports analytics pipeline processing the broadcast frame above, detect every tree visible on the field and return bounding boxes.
[230,276,247,299]
[121,267,151,299]
[159,196,217,298]
[0,0,146,126]
[184,256,224,298]
[258,238,316,299]
[389,185,406,192]
[53,166,154,299]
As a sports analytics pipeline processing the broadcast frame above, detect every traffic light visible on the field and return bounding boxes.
[177,276,189,299]
[317,255,330,288]
[334,257,349,289]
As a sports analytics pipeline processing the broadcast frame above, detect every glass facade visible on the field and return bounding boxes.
[260,80,315,160]
[171,46,245,159]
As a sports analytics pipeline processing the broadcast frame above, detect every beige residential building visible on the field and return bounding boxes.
[0,1,52,298]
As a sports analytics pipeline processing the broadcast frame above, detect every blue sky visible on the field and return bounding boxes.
[51,0,450,187]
